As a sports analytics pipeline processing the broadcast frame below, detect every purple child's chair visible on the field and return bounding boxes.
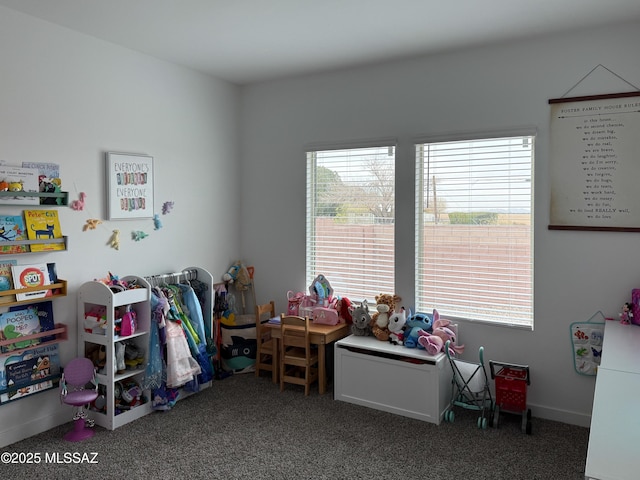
[60,357,99,442]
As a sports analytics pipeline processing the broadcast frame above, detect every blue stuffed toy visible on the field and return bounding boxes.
[403,311,434,348]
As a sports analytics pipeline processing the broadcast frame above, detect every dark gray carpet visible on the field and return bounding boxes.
[1,373,589,479]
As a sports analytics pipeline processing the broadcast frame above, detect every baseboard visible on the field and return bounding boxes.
[527,402,591,428]
[0,411,69,449]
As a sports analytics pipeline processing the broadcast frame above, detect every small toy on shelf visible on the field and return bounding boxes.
[8,181,23,192]
[619,302,633,325]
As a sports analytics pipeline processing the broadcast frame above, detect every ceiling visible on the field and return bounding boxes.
[2,0,640,85]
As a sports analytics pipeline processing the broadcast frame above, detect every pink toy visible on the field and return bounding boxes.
[417,309,465,356]
[71,192,87,211]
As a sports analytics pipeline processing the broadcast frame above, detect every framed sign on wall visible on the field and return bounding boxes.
[549,91,640,231]
[105,152,154,220]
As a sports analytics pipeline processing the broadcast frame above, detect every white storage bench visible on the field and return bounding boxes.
[334,335,452,424]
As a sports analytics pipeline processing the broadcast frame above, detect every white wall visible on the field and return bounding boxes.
[0,7,240,446]
[240,20,640,427]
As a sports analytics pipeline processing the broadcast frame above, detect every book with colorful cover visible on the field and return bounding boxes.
[0,215,29,255]
[10,301,55,342]
[21,162,62,205]
[23,209,64,252]
[0,306,41,353]
[0,166,39,205]
[0,344,60,403]
[0,259,18,305]
[10,264,51,302]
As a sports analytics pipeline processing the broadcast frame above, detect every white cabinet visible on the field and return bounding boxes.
[77,276,152,430]
[334,335,452,424]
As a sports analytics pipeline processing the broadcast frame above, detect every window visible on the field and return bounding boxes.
[415,134,534,328]
[306,142,395,302]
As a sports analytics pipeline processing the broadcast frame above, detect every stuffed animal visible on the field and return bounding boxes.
[370,293,400,341]
[349,300,372,336]
[335,297,353,324]
[417,310,465,356]
[387,306,408,345]
[222,261,251,290]
[403,310,434,348]
[222,262,241,283]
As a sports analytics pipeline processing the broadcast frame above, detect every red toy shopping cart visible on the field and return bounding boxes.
[489,361,532,434]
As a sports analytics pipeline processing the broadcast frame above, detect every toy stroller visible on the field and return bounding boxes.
[444,341,494,429]
[489,360,532,434]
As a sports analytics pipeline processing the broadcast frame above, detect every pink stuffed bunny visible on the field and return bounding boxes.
[417,309,465,356]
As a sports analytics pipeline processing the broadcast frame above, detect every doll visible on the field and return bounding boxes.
[619,302,634,325]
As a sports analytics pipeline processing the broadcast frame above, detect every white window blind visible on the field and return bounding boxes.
[306,144,395,302]
[415,135,534,328]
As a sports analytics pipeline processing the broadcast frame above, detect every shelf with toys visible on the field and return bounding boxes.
[0,191,69,206]
[77,275,152,430]
[0,237,68,254]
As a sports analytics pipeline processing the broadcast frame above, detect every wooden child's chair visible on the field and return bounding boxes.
[255,301,278,383]
[279,314,319,396]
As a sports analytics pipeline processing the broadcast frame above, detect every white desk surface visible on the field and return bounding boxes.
[585,367,640,480]
[600,321,640,374]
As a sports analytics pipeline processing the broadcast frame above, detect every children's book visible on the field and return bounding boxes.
[21,162,62,205]
[0,259,18,305]
[0,166,39,205]
[23,209,64,252]
[0,344,60,403]
[10,301,55,342]
[0,215,29,254]
[10,264,51,301]
[0,307,41,352]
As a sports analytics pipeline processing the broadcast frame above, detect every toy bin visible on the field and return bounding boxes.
[490,361,532,434]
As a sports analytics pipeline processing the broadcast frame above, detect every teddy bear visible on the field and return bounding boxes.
[349,300,372,336]
[387,306,407,345]
[370,293,401,341]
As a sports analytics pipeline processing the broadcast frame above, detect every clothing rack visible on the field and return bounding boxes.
[144,266,215,401]
[144,266,213,330]
[144,267,199,288]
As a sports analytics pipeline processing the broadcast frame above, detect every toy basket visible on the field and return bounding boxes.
[490,361,532,434]
[494,366,527,412]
